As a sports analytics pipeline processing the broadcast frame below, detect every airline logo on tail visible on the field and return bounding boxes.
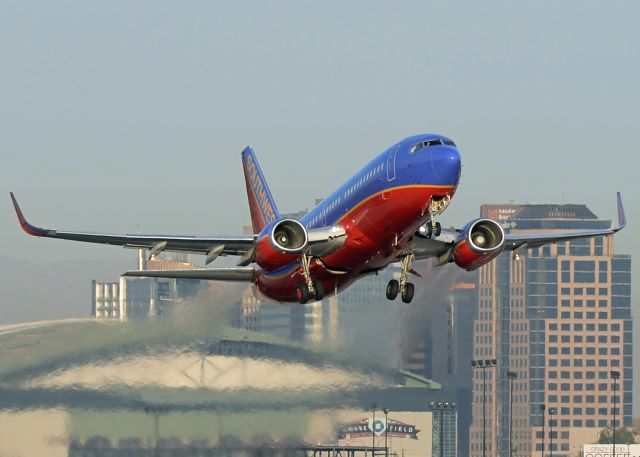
[242,147,279,233]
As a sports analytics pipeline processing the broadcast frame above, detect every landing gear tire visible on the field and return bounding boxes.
[296,284,310,304]
[401,282,415,303]
[434,222,442,237]
[386,279,400,300]
[313,281,325,301]
[425,221,433,239]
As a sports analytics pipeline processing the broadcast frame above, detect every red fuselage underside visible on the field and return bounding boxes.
[253,184,455,303]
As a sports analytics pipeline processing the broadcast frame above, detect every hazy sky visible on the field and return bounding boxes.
[1,2,638,299]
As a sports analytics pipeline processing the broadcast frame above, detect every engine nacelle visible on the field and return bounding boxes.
[453,218,505,271]
[254,219,308,271]
[270,219,308,253]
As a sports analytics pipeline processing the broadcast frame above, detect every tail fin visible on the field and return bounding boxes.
[241,146,280,233]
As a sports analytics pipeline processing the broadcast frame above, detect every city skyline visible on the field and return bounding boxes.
[0,3,638,453]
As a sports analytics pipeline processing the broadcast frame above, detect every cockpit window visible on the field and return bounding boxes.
[409,143,424,154]
[410,138,455,153]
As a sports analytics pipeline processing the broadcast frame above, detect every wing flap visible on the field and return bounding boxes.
[123,267,256,281]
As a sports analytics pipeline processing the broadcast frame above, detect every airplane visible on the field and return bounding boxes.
[11,133,626,304]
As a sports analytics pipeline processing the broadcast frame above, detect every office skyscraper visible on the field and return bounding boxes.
[470,203,632,457]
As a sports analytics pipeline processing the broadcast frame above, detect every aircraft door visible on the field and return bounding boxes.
[387,144,400,181]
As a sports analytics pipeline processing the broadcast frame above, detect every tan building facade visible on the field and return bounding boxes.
[470,204,632,457]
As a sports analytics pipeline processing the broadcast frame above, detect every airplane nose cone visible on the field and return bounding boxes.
[430,147,461,185]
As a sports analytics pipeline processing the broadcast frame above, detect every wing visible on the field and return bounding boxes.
[503,192,626,252]
[407,192,626,264]
[124,267,256,281]
[10,193,255,264]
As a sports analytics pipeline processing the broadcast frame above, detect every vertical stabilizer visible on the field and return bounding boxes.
[241,146,280,233]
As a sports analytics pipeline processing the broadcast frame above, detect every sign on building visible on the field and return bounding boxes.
[583,444,640,457]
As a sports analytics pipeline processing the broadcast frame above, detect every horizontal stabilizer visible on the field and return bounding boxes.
[123,267,256,282]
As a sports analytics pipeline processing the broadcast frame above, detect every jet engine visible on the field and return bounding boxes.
[453,218,505,271]
[255,219,308,270]
[270,219,308,253]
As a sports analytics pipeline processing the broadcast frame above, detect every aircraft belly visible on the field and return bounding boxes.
[254,185,456,304]
[322,185,441,270]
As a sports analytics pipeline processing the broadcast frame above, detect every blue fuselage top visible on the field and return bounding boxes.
[300,133,462,230]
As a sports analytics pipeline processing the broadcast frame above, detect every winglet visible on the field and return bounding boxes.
[9,192,50,237]
[615,192,626,232]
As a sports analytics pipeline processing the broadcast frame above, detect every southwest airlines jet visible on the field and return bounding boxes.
[11,134,626,304]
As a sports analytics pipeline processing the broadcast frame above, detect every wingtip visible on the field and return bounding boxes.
[9,193,48,237]
[615,192,626,231]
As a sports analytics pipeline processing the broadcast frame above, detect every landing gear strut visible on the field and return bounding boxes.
[297,254,324,304]
[386,253,416,303]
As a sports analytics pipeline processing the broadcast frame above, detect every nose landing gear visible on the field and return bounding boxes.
[422,220,442,239]
[386,253,416,303]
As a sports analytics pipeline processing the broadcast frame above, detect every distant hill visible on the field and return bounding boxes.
[0,256,130,324]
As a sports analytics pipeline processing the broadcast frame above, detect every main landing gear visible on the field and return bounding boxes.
[422,220,442,239]
[386,253,415,303]
[296,254,325,304]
